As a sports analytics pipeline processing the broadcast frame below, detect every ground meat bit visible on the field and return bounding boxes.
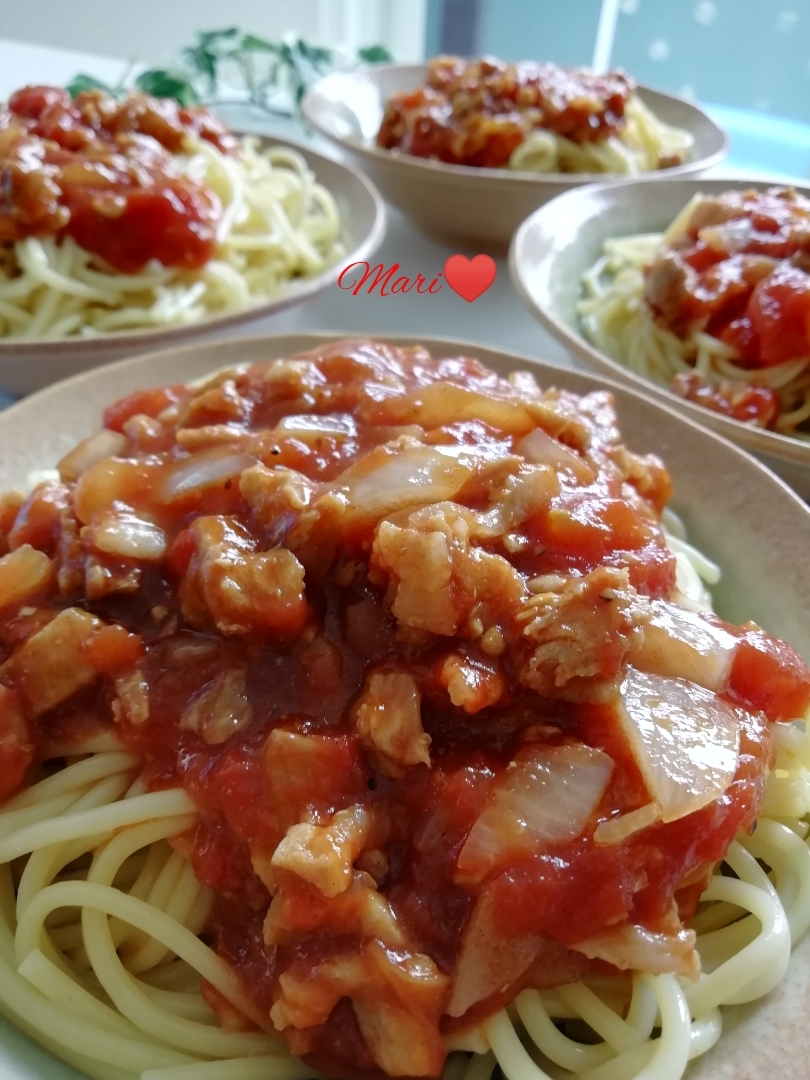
[1,607,103,716]
[179,516,307,637]
[179,669,252,744]
[643,252,696,334]
[517,566,648,695]
[370,503,526,639]
[271,804,372,897]
[113,669,151,725]
[353,672,431,776]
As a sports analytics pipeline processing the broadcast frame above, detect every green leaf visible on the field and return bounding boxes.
[183,44,217,83]
[197,27,239,47]
[66,73,115,97]
[241,34,280,53]
[358,45,393,64]
[135,69,199,106]
[295,39,332,65]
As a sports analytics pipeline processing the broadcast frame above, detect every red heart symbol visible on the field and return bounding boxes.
[444,254,497,302]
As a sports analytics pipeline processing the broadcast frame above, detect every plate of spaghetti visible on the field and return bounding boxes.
[303,59,726,249]
[0,87,386,395]
[510,178,810,497]
[0,332,809,1080]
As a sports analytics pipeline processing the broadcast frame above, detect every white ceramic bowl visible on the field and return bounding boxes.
[509,177,810,499]
[302,63,728,251]
[0,138,386,398]
[0,333,809,1080]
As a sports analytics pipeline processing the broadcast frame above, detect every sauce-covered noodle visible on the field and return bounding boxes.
[0,87,343,338]
[377,57,693,175]
[580,188,810,439]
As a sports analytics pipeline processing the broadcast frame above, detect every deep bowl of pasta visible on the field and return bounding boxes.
[302,58,727,250]
[509,177,810,498]
[0,87,386,396]
[0,331,809,1080]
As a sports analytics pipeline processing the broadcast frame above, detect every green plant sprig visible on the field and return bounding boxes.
[67,28,392,116]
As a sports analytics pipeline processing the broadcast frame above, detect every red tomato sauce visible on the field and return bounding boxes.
[0,341,807,1079]
[643,188,810,428]
[377,56,636,167]
[0,85,233,271]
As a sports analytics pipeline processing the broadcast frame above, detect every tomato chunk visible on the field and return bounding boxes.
[82,624,145,673]
[543,495,652,561]
[103,385,190,432]
[748,263,810,366]
[8,85,70,119]
[66,181,220,273]
[729,628,810,721]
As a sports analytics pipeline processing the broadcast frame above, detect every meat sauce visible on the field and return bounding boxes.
[376,56,635,167]
[0,85,234,272]
[643,188,810,426]
[0,341,808,1078]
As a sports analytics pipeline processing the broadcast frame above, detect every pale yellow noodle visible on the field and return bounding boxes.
[579,230,810,436]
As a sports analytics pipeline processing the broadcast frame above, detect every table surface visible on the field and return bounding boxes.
[0,36,800,411]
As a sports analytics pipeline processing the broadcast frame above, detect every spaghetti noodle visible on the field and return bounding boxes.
[0,342,808,1080]
[0,87,343,340]
[579,188,810,439]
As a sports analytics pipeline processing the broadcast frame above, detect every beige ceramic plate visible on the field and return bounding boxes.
[0,332,809,1080]
[509,176,810,499]
[302,64,727,251]
[0,138,386,398]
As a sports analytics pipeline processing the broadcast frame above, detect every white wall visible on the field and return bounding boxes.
[0,0,426,65]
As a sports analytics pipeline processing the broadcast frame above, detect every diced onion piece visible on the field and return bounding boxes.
[456,744,613,884]
[160,449,256,502]
[87,508,167,561]
[572,922,699,980]
[58,429,127,482]
[631,600,737,692]
[518,428,595,484]
[74,458,161,525]
[0,545,54,611]
[448,888,544,1017]
[593,802,660,845]
[276,414,358,440]
[616,668,740,824]
[380,383,535,434]
[338,442,474,521]
[663,193,706,245]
